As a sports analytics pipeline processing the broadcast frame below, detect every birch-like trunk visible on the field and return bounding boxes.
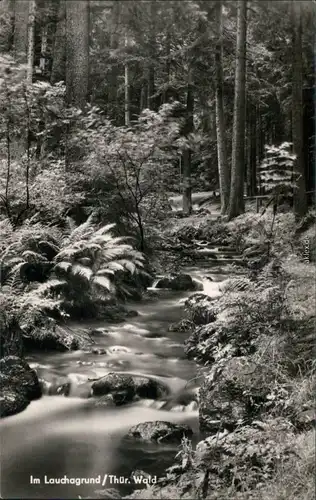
[27,0,36,84]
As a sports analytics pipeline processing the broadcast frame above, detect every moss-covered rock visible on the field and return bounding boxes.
[91,373,136,405]
[184,293,217,325]
[126,421,193,444]
[133,377,168,400]
[0,389,30,418]
[155,274,198,291]
[0,356,42,417]
[0,356,42,401]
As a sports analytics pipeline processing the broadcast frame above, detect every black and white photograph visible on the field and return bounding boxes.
[0,0,315,498]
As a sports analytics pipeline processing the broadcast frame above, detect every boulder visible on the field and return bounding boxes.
[126,421,193,443]
[184,293,217,325]
[23,323,92,352]
[88,394,116,408]
[0,356,42,401]
[134,377,168,399]
[49,381,71,396]
[92,347,107,355]
[0,389,29,418]
[91,373,135,405]
[0,356,42,418]
[155,274,198,292]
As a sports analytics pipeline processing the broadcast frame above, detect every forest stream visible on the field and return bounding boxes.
[0,268,226,499]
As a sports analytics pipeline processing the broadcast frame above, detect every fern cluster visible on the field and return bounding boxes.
[49,214,146,307]
[0,215,147,350]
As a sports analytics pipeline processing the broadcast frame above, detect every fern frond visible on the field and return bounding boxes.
[106,261,125,271]
[65,216,77,235]
[115,259,137,274]
[92,275,113,291]
[68,213,95,243]
[55,247,80,260]
[38,240,60,253]
[22,250,48,263]
[94,223,116,236]
[71,265,93,281]
[54,261,72,272]
[95,269,115,275]
[92,235,128,246]
[78,257,92,266]
[36,279,68,295]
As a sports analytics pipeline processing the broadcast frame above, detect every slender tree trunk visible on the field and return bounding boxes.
[292,1,307,217]
[51,0,66,84]
[65,0,90,107]
[182,69,194,215]
[163,29,171,104]
[108,0,120,120]
[249,104,257,196]
[228,0,247,219]
[27,0,36,84]
[215,0,230,214]
[39,26,48,73]
[147,0,157,110]
[124,35,131,126]
[140,79,148,112]
[13,0,29,62]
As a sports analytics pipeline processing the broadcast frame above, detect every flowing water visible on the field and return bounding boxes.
[0,271,226,499]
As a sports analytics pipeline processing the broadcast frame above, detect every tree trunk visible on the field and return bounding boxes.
[140,78,148,112]
[51,0,66,84]
[124,35,131,126]
[215,0,230,214]
[27,0,36,84]
[13,0,29,62]
[147,0,157,110]
[162,28,171,104]
[108,0,120,120]
[292,1,307,217]
[182,70,194,215]
[227,0,247,219]
[249,105,257,196]
[0,0,15,52]
[65,0,90,107]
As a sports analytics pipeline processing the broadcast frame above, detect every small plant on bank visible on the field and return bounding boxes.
[175,436,196,471]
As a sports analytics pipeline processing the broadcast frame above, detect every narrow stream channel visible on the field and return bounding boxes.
[0,270,226,499]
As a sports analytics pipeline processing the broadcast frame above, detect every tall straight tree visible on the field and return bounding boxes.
[51,0,66,84]
[124,34,131,126]
[292,1,307,218]
[27,0,36,84]
[215,0,230,214]
[228,0,248,219]
[147,0,157,110]
[65,0,90,107]
[13,0,29,62]
[182,68,194,215]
